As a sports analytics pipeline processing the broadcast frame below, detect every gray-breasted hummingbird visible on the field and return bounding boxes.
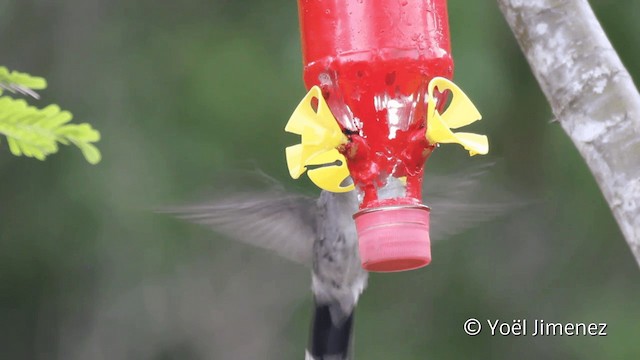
[163,163,516,360]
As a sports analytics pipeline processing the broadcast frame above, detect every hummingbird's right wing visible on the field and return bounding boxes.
[160,191,318,266]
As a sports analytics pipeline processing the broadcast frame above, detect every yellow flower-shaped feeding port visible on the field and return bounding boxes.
[426,77,489,156]
[285,86,354,193]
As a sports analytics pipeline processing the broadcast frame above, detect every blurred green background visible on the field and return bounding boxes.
[1,0,639,359]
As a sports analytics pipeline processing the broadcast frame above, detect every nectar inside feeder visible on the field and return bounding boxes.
[286,0,489,272]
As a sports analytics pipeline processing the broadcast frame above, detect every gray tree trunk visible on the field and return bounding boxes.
[496,0,640,267]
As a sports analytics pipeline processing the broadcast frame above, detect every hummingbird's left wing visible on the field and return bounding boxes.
[424,162,526,241]
[160,191,318,266]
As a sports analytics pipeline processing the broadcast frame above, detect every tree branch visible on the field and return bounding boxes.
[497,0,640,266]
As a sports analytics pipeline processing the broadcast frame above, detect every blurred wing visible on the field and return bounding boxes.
[160,192,318,266]
[424,162,523,241]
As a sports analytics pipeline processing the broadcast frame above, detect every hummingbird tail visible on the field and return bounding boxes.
[306,300,355,360]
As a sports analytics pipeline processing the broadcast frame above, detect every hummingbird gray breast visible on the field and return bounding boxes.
[312,191,368,324]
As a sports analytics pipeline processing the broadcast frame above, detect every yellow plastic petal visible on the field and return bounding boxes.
[426,77,489,156]
[453,133,489,156]
[286,143,335,178]
[284,86,352,192]
[306,149,354,193]
[427,77,482,129]
[285,86,347,148]
[427,111,489,155]
[285,144,305,179]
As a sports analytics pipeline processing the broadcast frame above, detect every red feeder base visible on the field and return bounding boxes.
[353,205,431,272]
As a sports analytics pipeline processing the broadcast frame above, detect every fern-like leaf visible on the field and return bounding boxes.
[0,66,47,99]
[0,97,101,164]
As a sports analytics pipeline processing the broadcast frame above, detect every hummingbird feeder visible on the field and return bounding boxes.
[286,0,489,272]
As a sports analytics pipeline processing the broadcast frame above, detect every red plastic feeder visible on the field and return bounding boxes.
[297,0,453,272]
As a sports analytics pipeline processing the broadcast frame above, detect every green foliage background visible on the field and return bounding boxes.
[1,0,639,359]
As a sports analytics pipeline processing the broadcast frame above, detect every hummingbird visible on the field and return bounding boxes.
[162,162,517,360]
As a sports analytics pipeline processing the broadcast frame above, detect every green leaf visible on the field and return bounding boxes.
[0,96,101,164]
[77,142,101,164]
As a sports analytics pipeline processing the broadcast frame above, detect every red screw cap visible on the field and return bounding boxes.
[354,205,431,272]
